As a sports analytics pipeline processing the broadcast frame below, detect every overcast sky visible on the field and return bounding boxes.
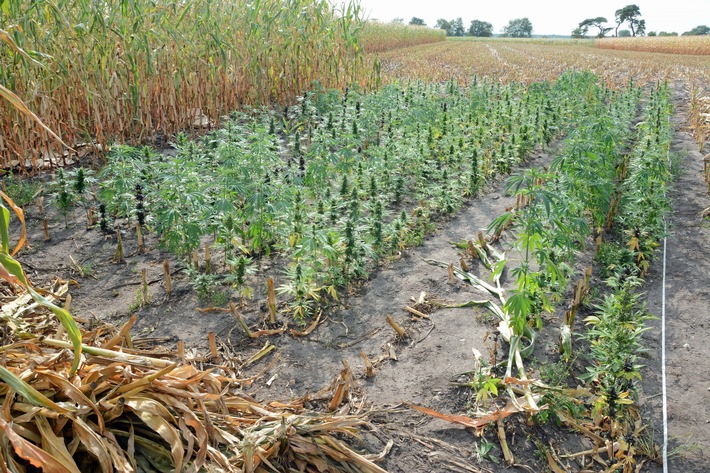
[353,0,708,36]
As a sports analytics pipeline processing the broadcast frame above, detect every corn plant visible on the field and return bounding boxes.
[1,0,371,171]
[360,21,445,53]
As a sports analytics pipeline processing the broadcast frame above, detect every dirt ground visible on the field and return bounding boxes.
[9,85,709,472]
[638,89,710,472]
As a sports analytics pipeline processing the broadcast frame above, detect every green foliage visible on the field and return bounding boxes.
[96,72,601,319]
[99,145,155,219]
[434,19,451,36]
[48,166,96,227]
[615,4,644,36]
[578,17,611,38]
[474,438,499,463]
[581,277,651,418]
[1,172,40,208]
[469,20,493,37]
[278,263,323,320]
[682,25,710,36]
[224,255,256,299]
[579,82,673,425]
[503,18,533,38]
[185,267,222,304]
[596,242,635,279]
[51,169,75,227]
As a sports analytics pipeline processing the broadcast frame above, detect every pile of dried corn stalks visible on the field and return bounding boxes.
[0,280,389,473]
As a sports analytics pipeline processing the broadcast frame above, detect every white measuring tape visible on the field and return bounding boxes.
[661,226,668,473]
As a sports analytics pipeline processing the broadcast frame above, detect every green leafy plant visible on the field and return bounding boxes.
[474,438,500,464]
[51,168,76,227]
[185,267,223,304]
[1,172,41,208]
[225,255,256,299]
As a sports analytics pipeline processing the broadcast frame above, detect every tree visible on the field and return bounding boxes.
[392,17,404,24]
[635,19,646,36]
[435,18,452,36]
[571,27,585,38]
[682,25,710,36]
[578,17,612,38]
[618,29,631,37]
[647,31,657,36]
[658,31,678,36]
[469,19,493,37]
[614,5,644,36]
[451,17,465,37]
[503,18,533,38]
[409,17,426,26]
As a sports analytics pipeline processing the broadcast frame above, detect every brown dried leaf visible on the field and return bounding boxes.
[0,417,73,473]
[35,417,82,473]
[124,396,184,473]
[71,416,113,473]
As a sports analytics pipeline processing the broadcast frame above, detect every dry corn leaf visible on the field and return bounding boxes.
[35,416,82,473]
[124,396,185,473]
[0,366,71,414]
[71,416,113,472]
[0,416,74,473]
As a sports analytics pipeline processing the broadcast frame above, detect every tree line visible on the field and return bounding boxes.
[407,17,532,38]
[572,4,709,38]
[401,4,708,39]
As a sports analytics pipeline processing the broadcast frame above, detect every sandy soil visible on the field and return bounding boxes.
[639,87,710,472]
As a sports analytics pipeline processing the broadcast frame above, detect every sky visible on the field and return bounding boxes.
[353,0,708,36]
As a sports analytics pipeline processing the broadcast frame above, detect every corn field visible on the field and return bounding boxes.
[0,0,371,171]
[595,35,710,55]
[360,22,445,53]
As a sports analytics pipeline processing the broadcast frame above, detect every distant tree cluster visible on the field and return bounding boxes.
[434,18,466,36]
[572,4,709,39]
[405,16,494,37]
[572,4,648,38]
[469,20,494,37]
[647,31,679,37]
[573,17,612,38]
[426,17,526,37]
[645,26,708,37]
[502,18,533,38]
[682,25,710,36]
[614,5,645,36]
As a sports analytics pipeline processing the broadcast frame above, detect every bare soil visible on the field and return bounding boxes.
[9,85,709,472]
[638,88,710,472]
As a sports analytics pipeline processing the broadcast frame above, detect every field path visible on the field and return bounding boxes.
[640,86,710,471]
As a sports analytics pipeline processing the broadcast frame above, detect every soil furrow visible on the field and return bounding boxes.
[640,86,710,472]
